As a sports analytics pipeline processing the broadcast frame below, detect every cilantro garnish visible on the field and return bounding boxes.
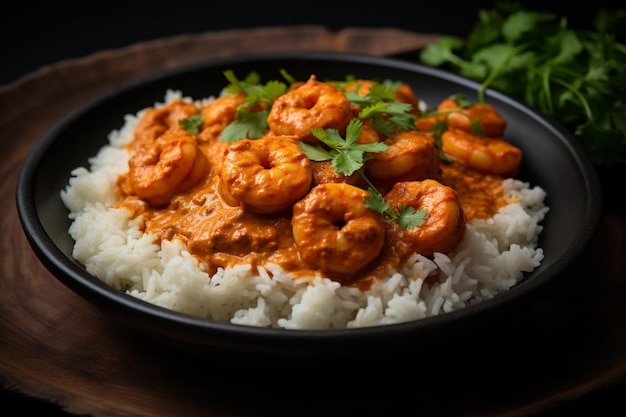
[298,119,426,229]
[363,188,427,229]
[219,70,290,142]
[342,80,418,137]
[220,107,271,142]
[428,118,455,162]
[304,118,388,175]
[179,115,204,135]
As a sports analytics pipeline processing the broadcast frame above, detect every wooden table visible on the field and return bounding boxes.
[2,26,625,416]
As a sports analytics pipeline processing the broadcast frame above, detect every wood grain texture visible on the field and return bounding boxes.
[1,25,625,416]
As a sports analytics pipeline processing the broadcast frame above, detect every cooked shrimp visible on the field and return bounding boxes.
[133,99,200,149]
[416,98,506,137]
[267,75,352,142]
[394,83,421,115]
[343,79,420,115]
[311,160,361,187]
[441,129,522,177]
[220,135,313,213]
[440,98,506,137]
[365,130,442,192]
[198,93,246,142]
[384,179,466,258]
[292,183,385,274]
[128,127,208,206]
[357,119,382,144]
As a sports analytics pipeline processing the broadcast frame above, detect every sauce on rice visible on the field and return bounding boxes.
[60,78,548,329]
[112,75,518,289]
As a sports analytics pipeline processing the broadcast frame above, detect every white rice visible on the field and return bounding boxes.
[60,90,549,330]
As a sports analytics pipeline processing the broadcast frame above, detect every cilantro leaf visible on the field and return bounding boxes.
[362,187,392,219]
[178,115,204,135]
[363,186,427,228]
[296,141,334,161]
[342,80,418,136]
[396,206,428,229]
[420,35,466,67]
[308,119,388,176]
[218,70,290,142]
[220,108,271,142]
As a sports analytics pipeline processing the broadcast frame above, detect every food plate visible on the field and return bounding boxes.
[15,51,602,356]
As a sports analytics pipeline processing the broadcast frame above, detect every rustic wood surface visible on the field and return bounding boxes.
[1,26,625,416]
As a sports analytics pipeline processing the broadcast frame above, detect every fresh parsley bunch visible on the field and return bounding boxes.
[419,2,626,167]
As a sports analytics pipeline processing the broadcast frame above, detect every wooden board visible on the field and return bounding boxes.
[1,25,625,416]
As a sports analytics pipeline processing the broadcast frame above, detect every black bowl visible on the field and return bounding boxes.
[15,52,602,356]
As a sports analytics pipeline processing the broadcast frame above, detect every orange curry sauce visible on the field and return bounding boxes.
[114,82,521,291]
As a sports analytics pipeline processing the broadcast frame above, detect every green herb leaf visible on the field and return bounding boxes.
[296,141,334,161]
[307,118,388,176]
[420,35,466,67]
[219,70,290,142]
[396,205,428,229]
[428,119,455,162]
[220,109,271,142]
[362,186,427,228]
[179,115,204,135]
[342,80,418,136]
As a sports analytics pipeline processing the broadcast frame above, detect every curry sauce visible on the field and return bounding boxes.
[114,75,521,290]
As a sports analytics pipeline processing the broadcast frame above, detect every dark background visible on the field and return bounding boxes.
[2,0,624,86]
[2,0,625,416]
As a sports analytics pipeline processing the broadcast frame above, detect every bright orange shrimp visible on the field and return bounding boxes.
[128,127,208,206]
[219,135,313,214]
[343,79,420,115]
[132,99,200,149]
[384,179,466,258]
[441,129,522,177]
[267,75,352,142]
[198,93,246,142]
[310,160,362,187]
[394,83,421,115]
[357,119,382,144]
[439,98,507,137]
[416,98,506,137]
[292,183,385,274]
[364,130,442,193]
